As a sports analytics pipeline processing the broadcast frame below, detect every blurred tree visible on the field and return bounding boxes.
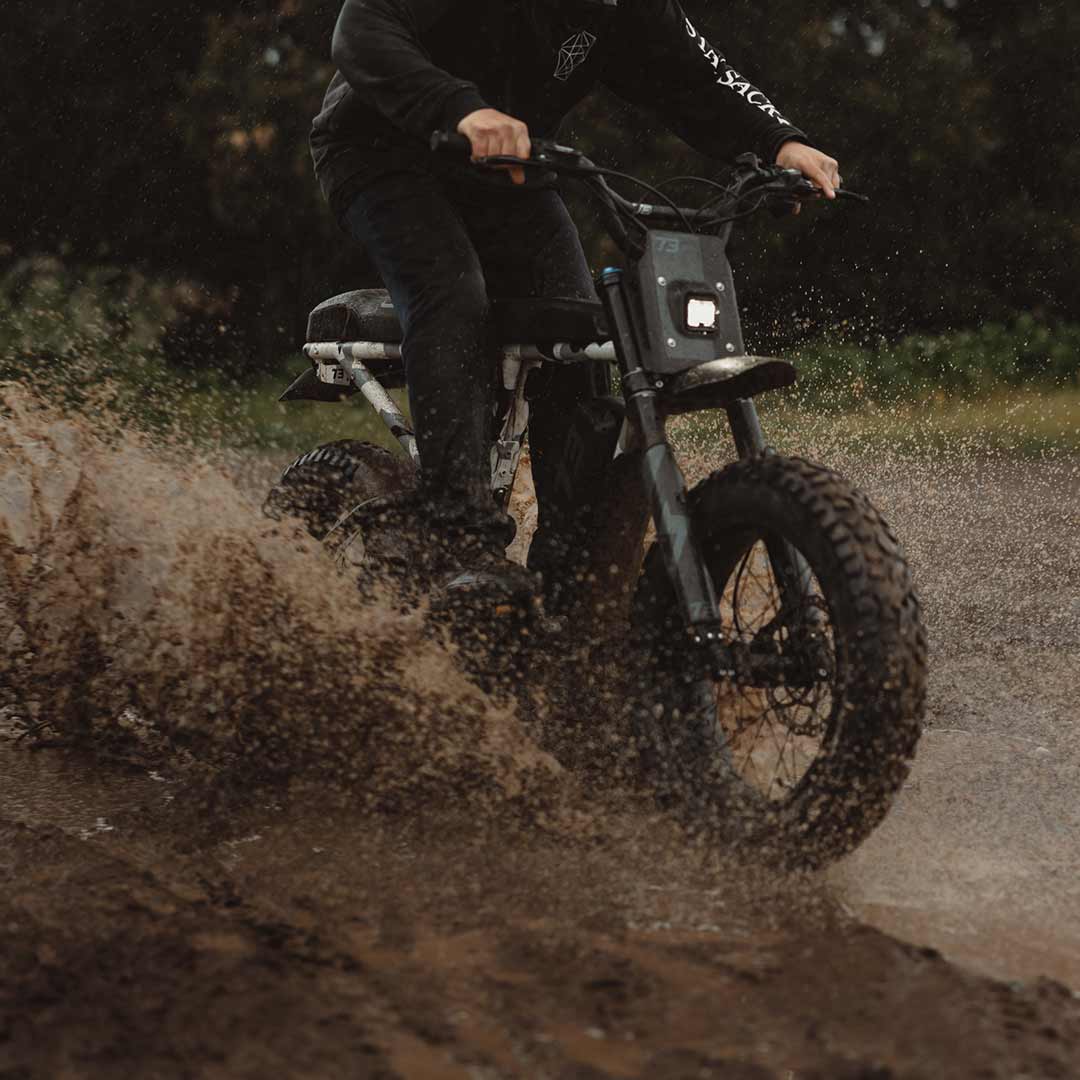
[2,0,222,262]
[1,0,1075,371]
[558,0,1002,345]
[666,0,999,345]
[168,4,351,367]
[0,0,363,370]
[941,2,1079,321]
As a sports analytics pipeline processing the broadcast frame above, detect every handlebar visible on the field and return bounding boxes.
[431,131,475,156]
[430,131,867,250]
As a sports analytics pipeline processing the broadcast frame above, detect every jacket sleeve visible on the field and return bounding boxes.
[602,0,806,164]
[331,0,489,140]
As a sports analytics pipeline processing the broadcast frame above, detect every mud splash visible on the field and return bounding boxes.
[0,389,568,826]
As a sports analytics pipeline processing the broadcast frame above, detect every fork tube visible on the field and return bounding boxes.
[725,399,818,619]
[725,398,767,456]
[597,268,723,638]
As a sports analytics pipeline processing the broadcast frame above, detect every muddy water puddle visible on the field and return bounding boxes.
[837,723,1080,989]
[4,707,1079,994]
[828,452,1080,989]
[0,738,170,840]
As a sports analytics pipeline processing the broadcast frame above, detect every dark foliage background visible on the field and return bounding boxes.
[2,0,1076,373]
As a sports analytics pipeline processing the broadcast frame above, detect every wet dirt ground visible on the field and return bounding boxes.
[2,397,1080,1078]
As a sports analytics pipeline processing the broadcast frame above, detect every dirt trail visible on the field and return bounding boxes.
[821,450,1080,990]
[2,391,1080,1078]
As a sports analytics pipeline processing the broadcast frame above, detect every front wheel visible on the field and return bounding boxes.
[632,454,927,869]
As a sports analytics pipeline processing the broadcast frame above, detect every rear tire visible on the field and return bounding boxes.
[264,440,419,589]
[632,454,926,869]
[264,440,414,542]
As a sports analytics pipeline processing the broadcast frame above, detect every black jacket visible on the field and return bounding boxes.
[312,0,807,215]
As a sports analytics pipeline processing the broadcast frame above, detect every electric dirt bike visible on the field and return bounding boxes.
[265,136,927,867]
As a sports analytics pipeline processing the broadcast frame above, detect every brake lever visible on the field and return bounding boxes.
[767,178,870,215]
[788,177,870,204]
[466,149,594,177]
[471,153,542,169]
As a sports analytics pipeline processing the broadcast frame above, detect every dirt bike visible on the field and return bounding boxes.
[265,135,927,868]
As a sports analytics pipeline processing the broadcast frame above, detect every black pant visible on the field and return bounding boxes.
[343,170,601,564]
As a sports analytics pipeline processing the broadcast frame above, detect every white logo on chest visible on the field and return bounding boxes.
[554,30,597,80]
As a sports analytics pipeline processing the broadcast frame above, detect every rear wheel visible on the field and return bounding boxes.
[632,454,926,868]
[264,440,415,577]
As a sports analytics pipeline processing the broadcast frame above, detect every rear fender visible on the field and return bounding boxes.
[279,366,357,403]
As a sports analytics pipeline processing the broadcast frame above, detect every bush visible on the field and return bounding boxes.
[0,258,188,428]
[789,318,1080,408]
[0,259,340,450]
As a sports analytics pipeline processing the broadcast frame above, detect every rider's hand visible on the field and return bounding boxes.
[775,141,842,200]
[457,108,531,185]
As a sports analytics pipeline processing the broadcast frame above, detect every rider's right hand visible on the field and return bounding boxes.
[457,108,531,185]
[775,141,841,200]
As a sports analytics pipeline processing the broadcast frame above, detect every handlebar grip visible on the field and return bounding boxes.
[430,131,472,155]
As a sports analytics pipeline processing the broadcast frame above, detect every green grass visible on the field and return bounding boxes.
[174,362,409,456]
[769,386,1080,455]
[670,386,1080,460]
[790,316,1080,405]
[198,366,1079,461]
[5,260,1076,460]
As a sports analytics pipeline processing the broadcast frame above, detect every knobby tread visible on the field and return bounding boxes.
[264,440,413,542]
[633,453,928,869]
[281,440,395,485]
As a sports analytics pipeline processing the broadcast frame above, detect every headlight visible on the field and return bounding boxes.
[686,296,718,332]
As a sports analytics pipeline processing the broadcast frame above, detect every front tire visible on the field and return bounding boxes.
[632,454,927,868]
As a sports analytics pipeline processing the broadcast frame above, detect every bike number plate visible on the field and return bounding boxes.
[632,231,744,375]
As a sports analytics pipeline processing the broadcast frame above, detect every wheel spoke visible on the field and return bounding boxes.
[714,538,837,803]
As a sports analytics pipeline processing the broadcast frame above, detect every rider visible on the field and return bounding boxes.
[311,0,840,600]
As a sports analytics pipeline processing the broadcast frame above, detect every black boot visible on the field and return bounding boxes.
[415,500,537,609]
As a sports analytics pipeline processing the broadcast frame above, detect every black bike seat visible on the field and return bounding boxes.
[306,289,608,346]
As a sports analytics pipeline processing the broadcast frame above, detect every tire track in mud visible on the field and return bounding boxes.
[3,390,1080,1076]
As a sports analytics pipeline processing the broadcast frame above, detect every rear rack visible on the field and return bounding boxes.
[282,338,614,472]
[301,340,617,365]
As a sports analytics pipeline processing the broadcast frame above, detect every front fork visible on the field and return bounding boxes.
[597,269,817,667]
[598,269,726,659]
[725,399,821,629]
